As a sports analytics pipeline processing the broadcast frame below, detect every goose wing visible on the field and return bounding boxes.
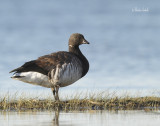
[10,51,80,76]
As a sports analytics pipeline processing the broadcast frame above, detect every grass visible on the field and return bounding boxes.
[0,90,160,111]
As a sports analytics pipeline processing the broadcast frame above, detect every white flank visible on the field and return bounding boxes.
[12,72,52,88]
[50,58,83,87]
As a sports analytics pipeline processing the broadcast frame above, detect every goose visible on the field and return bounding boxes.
[10,33,90,101]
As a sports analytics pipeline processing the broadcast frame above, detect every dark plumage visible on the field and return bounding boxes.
[10,33,90,101]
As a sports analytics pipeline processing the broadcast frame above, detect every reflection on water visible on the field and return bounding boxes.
[1,109,160,126]
[53,108,60,126]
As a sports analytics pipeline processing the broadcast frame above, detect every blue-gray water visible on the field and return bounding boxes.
[1,110,160,126]
[0,0,160,92]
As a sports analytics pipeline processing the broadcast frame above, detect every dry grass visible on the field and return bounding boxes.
[0,91,160,111]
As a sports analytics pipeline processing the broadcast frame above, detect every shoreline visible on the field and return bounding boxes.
[1,92,160,111]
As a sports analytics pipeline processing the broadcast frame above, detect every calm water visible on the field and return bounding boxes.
[1,110,160,126]
[0,0,160,92]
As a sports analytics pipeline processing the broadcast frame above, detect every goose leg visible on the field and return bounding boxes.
[51,85,60,101]
[55,85,60,101]
[51,87,56,100]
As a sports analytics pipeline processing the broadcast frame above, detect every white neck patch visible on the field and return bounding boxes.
[69,45,74,47]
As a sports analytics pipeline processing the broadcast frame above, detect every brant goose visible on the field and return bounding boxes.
[10,33,89,101]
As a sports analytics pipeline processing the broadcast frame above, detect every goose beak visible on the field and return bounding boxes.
[82,39,90,44]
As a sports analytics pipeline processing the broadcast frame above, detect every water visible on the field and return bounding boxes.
[0,0,160,92]
[1,110,160,126]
